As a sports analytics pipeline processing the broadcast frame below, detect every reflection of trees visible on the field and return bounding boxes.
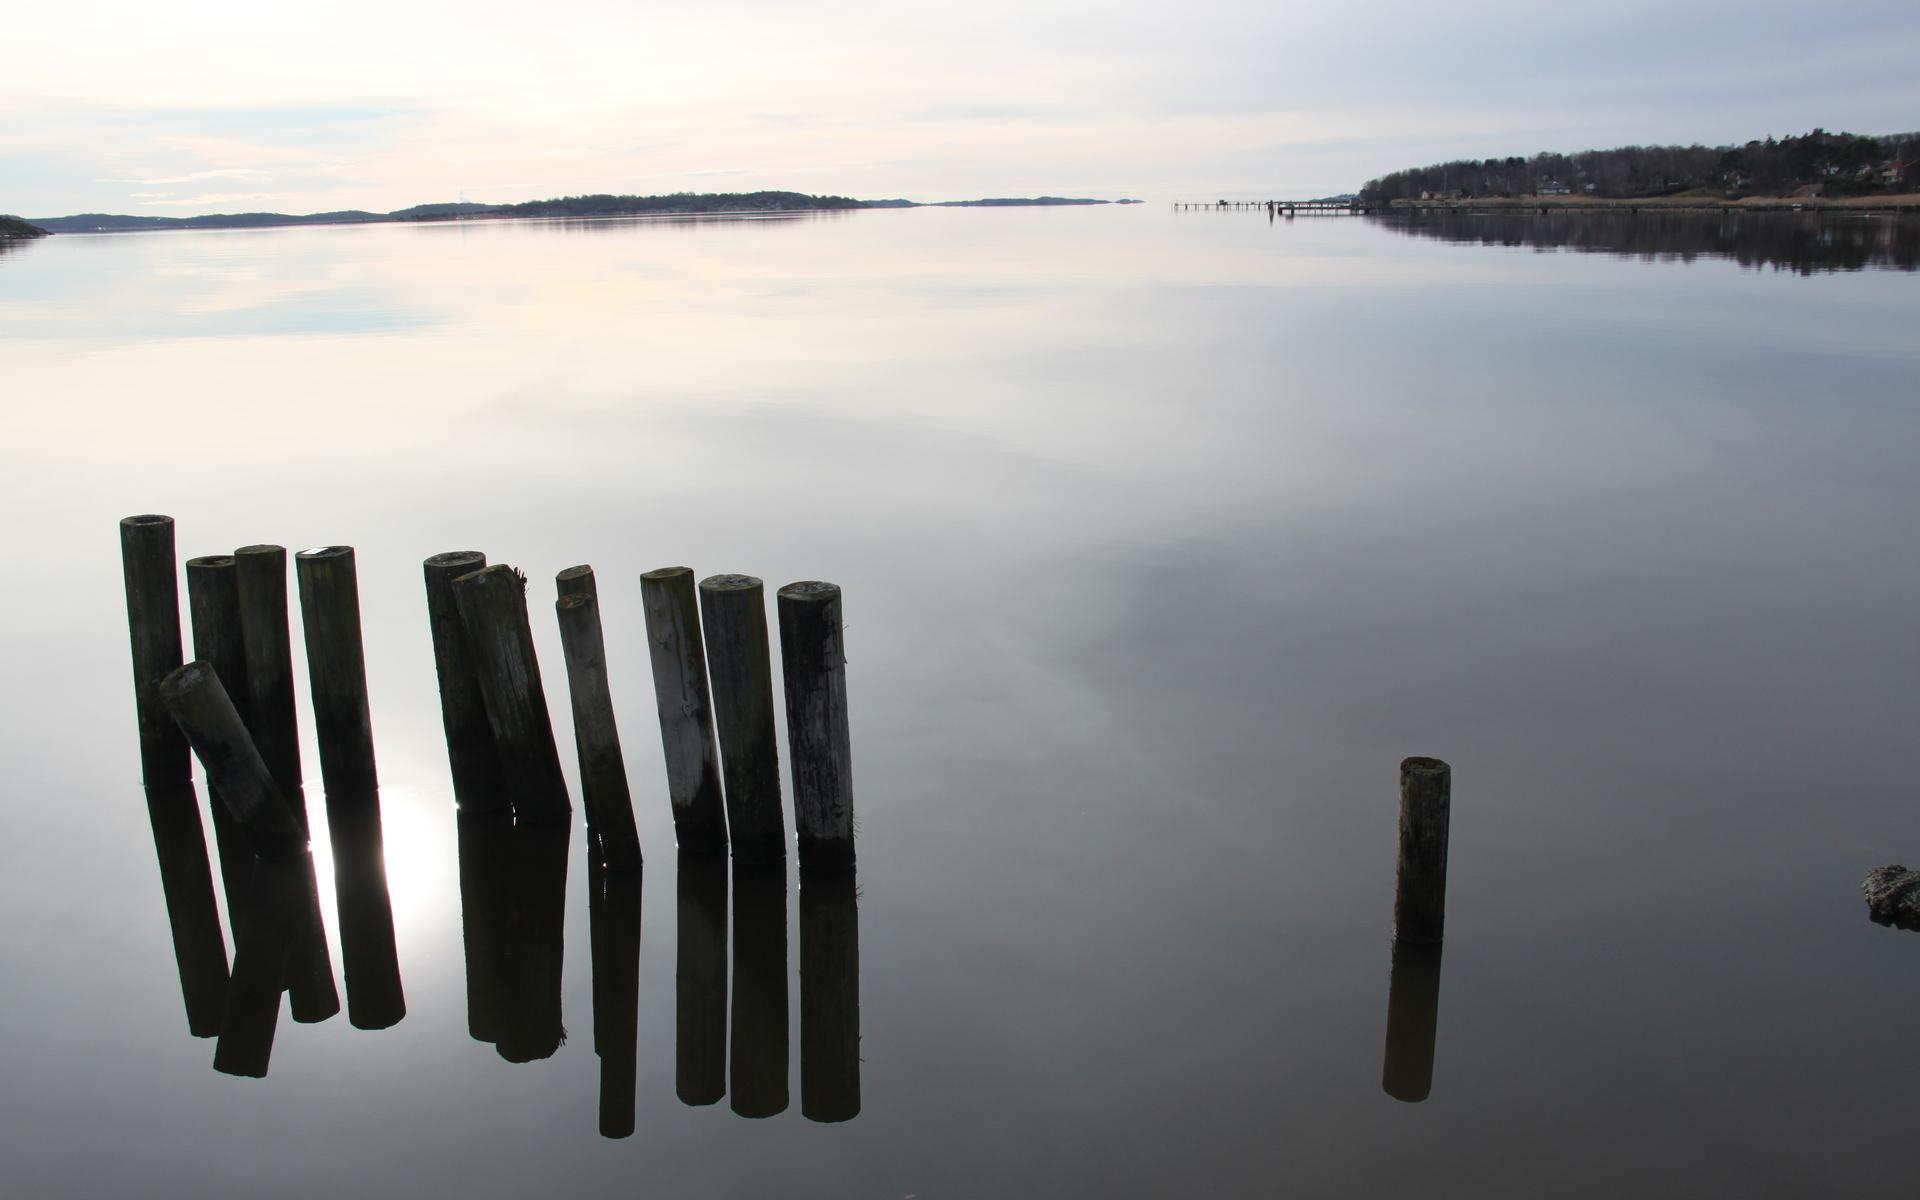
[1369,210,1920,274]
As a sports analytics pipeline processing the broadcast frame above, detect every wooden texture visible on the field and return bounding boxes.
[157,661,302,853]
[778,582,854,872]
[452,564,571,824]
[1394,757,1451,945]
[641,567,727,856]
[555,564,597,600]
[121,514,189,785]
[556,591,643,871]
[800,870,861,1122]
[295,547,379,799]
[423,551,502,811]
[234,545,303,803]
[699,574,785,864]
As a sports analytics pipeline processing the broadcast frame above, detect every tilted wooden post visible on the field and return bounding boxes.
[122,515,189,785]
[556,589,643,871]
[235,545,303,802]
[157,662,303,854]
[452,563,571,824]
[423,551,503,812]
[295,547,379,799]
[700,574,785,864]
[1394,757,1451,945]
[641,567,727,856]
[778,582,854,872]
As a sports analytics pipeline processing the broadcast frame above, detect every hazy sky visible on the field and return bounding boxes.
[4,0,1917,215]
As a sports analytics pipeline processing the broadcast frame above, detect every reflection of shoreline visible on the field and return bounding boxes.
[1370,208,1920,273]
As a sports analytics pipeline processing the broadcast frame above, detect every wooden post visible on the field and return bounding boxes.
[1382,940,1443,1102]
[699,574,785,864]
[235,545,304,803]
[158,662,302,853]
[1394,757,1451,944]
[452,564,571,825]
[295,547,379,798]
[778,582,854,872]
[556,591,643,871]
[423,551,503,812]
[800,870,861,1122]
[556,564,597,600]
[641,567,727,856]
[589,862,642,1139]
[143,783,230,1038]
[122,514,189,785]
[328,801,406,1030]
[675,851,728,1106]
[187,555,262,920]
[731,861,789,1117]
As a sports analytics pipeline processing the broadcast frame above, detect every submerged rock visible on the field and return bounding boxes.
[1863,866,1920,930]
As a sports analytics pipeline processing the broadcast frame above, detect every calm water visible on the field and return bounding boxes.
[2,208,1917,1197]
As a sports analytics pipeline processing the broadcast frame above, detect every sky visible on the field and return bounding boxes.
[3,0,1917,216]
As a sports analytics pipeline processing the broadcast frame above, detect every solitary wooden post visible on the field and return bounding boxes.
[158,662,302,853]
[778,582,854,872]
[295,547,379,799]
[122,515,189,785]
[800,870,861,1122]
[423,551,503,812]
[641,567,727,856]
[1382,940,1443,1102]
[556,564,597,600]
[675,851,728,1106]
[556,590,643,871]
[1394,757,1451,944]
[452,564,571,825]
[700,574,785,864]
[731,861,789,1118]
[235,545,303,804]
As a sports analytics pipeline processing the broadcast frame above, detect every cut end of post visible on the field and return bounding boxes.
[158,659,216,700]
[425,550,486,571]
[185,555,235,571]
[556,564,596,593]
[777,581,841,604]
[122,513,174,530]
[453,562,518,590]
[297,546,355,563]
[1401,756,1450,779]
[234,544,285,559]
[641,565,693,582]
[555,592,595,613]
[700,573,762,594]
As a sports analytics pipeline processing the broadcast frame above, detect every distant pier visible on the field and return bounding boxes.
[1175,200,1376,216]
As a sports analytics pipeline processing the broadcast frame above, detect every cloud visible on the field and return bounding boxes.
[98,167,267,184]
[136,191,279,207]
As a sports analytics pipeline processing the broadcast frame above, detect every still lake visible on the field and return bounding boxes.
[2,206,1917,1196]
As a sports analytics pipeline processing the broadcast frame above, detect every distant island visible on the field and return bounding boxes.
[1,215,49,240]
[1361,129,1918,204]
[24,192,1141,234]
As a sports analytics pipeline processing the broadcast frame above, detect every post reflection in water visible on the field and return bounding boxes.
[457,810,570,1062]
[800,871,861,1123]
[142,783,228,1038]
[215,851,310,1078]
[328,794,405,1030]
[675,852,728,1107]
[730,861,789,1119]
[1381,940,1444,1103]
[588,856,642,1139]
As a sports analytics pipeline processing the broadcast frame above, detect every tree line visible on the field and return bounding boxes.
[1360,130,1920,202]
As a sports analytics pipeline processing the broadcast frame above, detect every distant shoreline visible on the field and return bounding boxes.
[1386,193,1920,213]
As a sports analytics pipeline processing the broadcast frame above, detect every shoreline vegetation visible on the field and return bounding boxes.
[1,215,49,240]
[1386,193,1920,211]
[20,192,1142,235]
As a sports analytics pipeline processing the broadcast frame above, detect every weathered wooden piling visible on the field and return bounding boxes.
[589,860,642,1139]
[778,582,854,872]
[1382,939,1443,1102]
[122,515,189,785]
[186,555,261,920]
[158,662,302,853]
[144,784,230,1038]
[452,564,571,825]
[234,545,303,804]
[423,551,503,812]
[641,567,727,856]
[1394,757,1452,945]
[556,564,597,601]
[700,574,785,864]
[328,799,406,1030]
[295,547,379,799]
[730,861,789,1117]
[800,870,861,1122]
[556,590,643,872]
[675,851,728,1106]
